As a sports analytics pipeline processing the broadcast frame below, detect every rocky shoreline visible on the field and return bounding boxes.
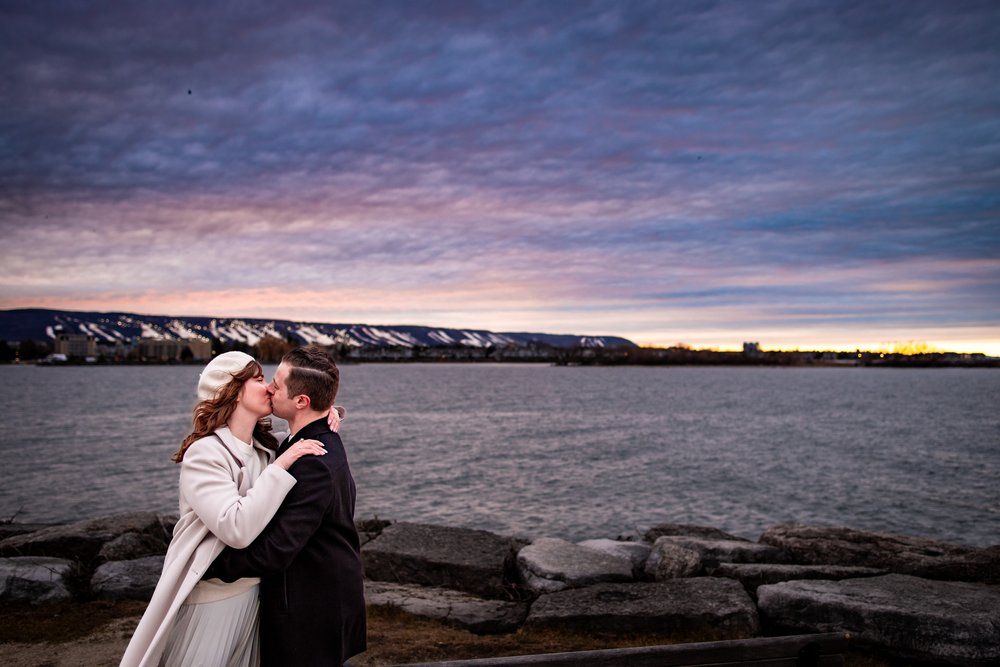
[1,514,998,665]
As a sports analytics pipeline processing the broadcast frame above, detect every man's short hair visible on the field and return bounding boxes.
[282,346,339,409]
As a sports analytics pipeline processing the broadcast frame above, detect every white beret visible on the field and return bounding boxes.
[197,351,256,401]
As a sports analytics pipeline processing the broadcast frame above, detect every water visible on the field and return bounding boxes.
[2,364,998,547]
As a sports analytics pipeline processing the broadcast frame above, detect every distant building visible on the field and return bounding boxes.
[186,338,213,360]
[346,346,415,361]
[54,332,97,358]
[743,341,762,357]
[138,337,212,361]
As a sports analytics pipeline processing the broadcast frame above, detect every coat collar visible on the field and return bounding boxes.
[216,425,273,457]
[288,416,332,446]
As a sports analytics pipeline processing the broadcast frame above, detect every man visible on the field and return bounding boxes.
[206,346,366,666]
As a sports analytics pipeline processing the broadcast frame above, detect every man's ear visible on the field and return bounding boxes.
[294,394,312,411]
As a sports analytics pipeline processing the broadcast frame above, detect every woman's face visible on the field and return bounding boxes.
[238,373,272,417]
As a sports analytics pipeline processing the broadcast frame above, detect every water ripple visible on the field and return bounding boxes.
[2,364,998,547]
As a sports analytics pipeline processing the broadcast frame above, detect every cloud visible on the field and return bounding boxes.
[1,0,998,349]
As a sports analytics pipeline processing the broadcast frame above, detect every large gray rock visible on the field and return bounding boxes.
[643,538,703,580]
[759,524,999,583]
[362,522,525,599]
[713,562,886,597]
[365,581,527,634]
[98,531,168,562]
[0,523,56,541]
[0,512,170,562]
[644,523,747,543]
[0,556,74,603]
[656,535,788,568]
[524,579,759,640]
[757,573,1000,665]
[577,538,652,575]
[517,538,634,594]
[91,555,164,600]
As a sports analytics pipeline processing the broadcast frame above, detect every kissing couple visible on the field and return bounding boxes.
[121,346,366,666]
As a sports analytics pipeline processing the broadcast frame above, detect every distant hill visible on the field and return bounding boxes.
[0,308,636,350]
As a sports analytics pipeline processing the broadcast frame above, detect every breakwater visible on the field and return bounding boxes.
[1,513,998,664]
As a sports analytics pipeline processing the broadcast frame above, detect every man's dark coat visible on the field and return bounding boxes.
[209,417,366,666]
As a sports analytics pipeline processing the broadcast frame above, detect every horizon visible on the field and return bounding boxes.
[2,2,998,357]
[5,305,996,356]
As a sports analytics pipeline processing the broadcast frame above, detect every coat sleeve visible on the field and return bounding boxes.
[208,455,338,581]
[179,440,297,549]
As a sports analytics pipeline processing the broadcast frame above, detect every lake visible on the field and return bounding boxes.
[2,363,998,547]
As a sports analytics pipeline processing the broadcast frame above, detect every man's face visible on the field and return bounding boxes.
[268,362,297,420]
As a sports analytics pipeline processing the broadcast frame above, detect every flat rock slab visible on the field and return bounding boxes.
[517,538,633,594]
[0,512,170,562]
[655,536,788,568]
[362,522,525,599]
[644,523,747,543]
[757,573,1000,664]
[713,563,886,595]
[759,524,999,583]
[366,581,528,634]
[524,579,759,640]
[91,556,164,601]
[0,556,74,603]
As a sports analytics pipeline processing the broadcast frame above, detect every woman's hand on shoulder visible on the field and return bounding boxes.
[326,405,345,433]
[274,439,326,470]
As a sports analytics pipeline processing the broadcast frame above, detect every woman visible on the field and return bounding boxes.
[121,351,335,667]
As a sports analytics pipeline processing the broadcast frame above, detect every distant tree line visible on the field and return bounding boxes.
[1,336,996,367]
[0,339,51,362]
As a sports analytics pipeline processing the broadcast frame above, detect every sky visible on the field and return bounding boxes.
[2,1,999,354]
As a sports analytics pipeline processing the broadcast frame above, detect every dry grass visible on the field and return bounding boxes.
[356,605,715,665]
[0,601,892,667]
[0,600,147,644]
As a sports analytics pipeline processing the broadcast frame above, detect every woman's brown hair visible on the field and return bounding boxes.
[172,359,278,463]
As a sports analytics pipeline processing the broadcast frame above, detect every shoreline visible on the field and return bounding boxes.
[6,354,1000,368]
[1,514,997,665]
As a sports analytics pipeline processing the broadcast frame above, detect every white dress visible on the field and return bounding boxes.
[150,428,288,667]
[158,585,260,667]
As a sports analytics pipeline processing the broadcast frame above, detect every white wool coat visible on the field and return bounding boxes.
[120,427,294,667]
